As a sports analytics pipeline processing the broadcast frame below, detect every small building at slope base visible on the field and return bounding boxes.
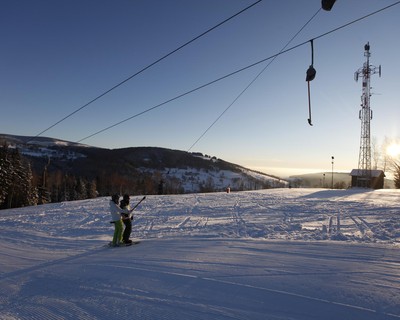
[350,169,385,189]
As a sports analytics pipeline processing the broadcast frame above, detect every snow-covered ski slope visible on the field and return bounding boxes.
[0,188,399,319]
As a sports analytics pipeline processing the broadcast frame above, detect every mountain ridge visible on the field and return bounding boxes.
[0,133,287,195]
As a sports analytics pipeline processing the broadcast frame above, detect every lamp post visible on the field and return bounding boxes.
[331,156,334,189]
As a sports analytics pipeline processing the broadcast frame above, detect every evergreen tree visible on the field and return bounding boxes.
[19,161,38,206]
[4,148,19,208]
[37,158,51,205]
[86,179,97,198]
[1,147,37,208]
[75,177,87,200]
[0,144,11,207]
[48,170,63,203]
[67,176,78,201]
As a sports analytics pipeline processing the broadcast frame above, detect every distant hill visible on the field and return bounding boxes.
[289,171,394,189]
[289,172,351,188]
[0,133,288,196]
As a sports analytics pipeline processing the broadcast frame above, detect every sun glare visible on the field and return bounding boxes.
[386,143,400,157]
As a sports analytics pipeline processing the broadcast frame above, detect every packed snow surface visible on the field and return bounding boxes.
[0,188,399,319]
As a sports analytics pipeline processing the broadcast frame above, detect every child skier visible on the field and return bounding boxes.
[120,194,133,244]
[109,194,132,247]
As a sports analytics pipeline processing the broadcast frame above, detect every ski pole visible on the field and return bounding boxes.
[130,196,146,212]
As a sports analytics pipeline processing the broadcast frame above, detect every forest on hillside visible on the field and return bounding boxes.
[0,144,276,209]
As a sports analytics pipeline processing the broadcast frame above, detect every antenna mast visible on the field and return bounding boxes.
[354,42,381,187]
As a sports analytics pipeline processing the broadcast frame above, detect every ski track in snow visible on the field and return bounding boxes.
[0,188,399,319]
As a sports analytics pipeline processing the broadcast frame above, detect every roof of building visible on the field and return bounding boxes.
[350,169,385,177]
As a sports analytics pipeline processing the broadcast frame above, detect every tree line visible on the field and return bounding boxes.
[0,144,182,209]
[2,142,399,209]
[0,145,100,209]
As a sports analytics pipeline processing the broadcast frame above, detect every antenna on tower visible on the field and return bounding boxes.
[354,42,381,188]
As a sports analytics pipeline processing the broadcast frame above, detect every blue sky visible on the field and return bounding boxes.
[1,0,400,178]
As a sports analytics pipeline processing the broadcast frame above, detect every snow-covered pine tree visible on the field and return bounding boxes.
[9,148,37,208]
[23,162,38,206]
[0,146,37,208]
[0,144,11,207]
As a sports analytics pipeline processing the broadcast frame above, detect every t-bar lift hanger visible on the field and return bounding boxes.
[306,39,316,126]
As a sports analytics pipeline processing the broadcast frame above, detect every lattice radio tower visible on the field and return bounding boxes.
[354,43,381,187]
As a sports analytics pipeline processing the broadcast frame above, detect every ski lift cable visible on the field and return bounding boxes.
[77,1,400,144]
[310,1,400,44]
[187,8,322,152]
[26,0,264,143]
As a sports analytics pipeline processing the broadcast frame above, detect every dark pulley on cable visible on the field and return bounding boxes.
[321,0,336,11]
[306,39,316,82]
[306,65,316,82]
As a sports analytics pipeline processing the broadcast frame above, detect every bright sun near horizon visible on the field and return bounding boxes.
[386,143,400,158]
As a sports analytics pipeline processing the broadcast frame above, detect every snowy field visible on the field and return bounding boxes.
[0,188,399,319]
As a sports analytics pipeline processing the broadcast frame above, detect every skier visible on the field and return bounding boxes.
[109,194,132,247]
[120,194,133,244]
